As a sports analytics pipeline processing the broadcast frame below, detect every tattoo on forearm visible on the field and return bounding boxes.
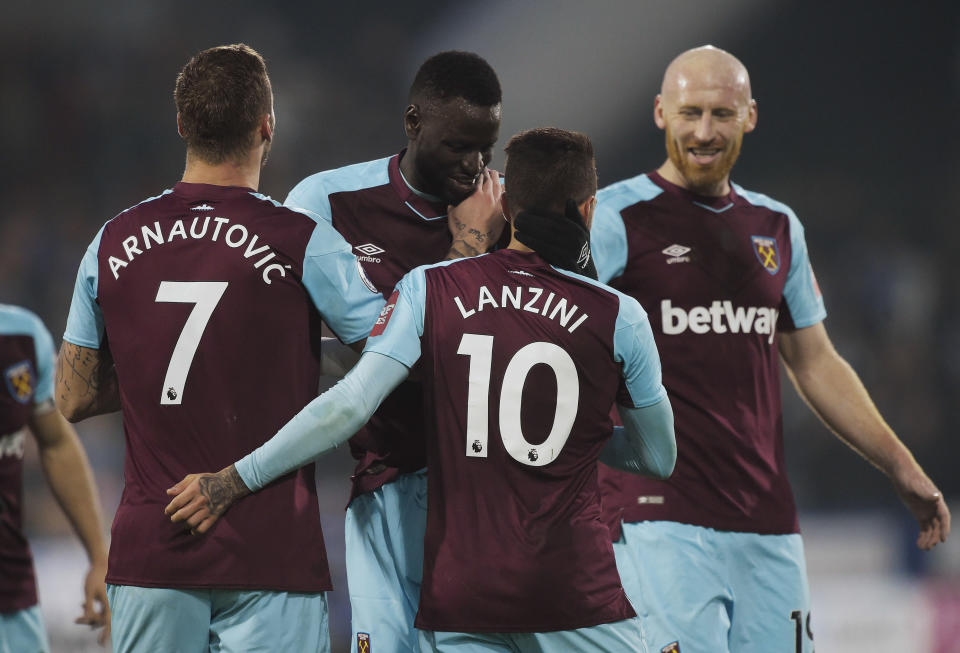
[198,467,250,516]
[57,343,120,414]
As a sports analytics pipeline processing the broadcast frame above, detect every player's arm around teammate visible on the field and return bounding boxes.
[778,321,950,549]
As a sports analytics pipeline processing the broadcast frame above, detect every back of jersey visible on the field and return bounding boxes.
[65,182,380,591]
[404,249,660,632]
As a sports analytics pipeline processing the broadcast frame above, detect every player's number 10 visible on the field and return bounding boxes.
[457,333,579,467]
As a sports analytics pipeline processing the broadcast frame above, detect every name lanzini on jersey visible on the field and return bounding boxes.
[453,285,589,333]
[106,216,287,285]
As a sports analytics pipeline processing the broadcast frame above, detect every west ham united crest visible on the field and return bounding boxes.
[4,360,35,404]
[356,632,371,653]
[751,235,780,275]
[661,641,681,653]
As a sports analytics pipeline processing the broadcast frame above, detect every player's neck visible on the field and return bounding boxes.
[657,160,730,197]
[507,237,533,254]
[181,152,262,191]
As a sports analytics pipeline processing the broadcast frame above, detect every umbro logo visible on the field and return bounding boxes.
[355,243,385,264]
[662,244,692,264]
[355,243,385,256]
[191,204,214,211]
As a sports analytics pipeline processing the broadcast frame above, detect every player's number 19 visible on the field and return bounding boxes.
[458,333,579,467]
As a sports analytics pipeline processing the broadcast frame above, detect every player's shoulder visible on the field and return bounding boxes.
[285,155,393,211]
[550,267,647,320]
[733,182,801,223]
[0,303,48,338]
[597,172,664,212]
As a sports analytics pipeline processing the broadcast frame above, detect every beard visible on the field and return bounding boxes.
[665,124,744,196]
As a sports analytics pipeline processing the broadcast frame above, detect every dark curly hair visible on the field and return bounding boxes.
[408,51,501,108]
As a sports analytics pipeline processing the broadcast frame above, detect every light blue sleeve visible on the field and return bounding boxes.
[299,212,385,344]
[0,306,56,405]
[63,226,107,349]
[614,295,668,408]
[362,266,427,368]
[285,175,333,219]
[235,352,409,490]
[782,211,827,328]
[598,398,676,478]
[735,185,826,328]
[592,176,663,284]
[591,200,628,284]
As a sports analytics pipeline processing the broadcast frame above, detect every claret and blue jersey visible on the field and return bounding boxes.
[285,151,474,499]
[0,304,55,613]
[592,170,826,536]
[62,182,383,594]
[363,248,666,633]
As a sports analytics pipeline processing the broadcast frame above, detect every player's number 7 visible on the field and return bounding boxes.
[155,281,228,405]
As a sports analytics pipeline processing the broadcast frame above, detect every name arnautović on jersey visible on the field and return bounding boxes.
[454,285,589,333]
[106,216,287,285]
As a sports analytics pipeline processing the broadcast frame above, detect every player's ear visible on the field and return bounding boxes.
[579,196,596,231]
[176,113,185,139]
[500,194,513,224]
[744,98,758,133]
[403,105,421,140]
[653,94,666,130]
[259,113,273,143]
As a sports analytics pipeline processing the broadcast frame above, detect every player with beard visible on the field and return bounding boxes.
[575,45,949,653]
[56,44,387,653]
[276,51,509,653]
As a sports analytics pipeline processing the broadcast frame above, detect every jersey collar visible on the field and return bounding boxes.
[389,151,449,221]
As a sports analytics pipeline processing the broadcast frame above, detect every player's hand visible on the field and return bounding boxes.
[164,465,251,535]
[514,199,598,279]
[446,168,505,259]
[891,462,950,550]
[74,556,110,646]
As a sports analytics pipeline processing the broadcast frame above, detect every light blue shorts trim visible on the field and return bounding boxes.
[614,521,813,653]
[345,469,427,653]
[106,584,329,653]
[418,617,647,653]
[0,604,49,653]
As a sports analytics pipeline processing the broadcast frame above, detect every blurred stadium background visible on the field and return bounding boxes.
[3,1,958,650]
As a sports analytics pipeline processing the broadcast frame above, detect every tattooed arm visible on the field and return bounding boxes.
[164,465,251,534]
[55,341,121,422]
[445,168,505,260]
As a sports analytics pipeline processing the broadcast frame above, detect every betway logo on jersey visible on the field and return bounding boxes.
[661,299,780,344]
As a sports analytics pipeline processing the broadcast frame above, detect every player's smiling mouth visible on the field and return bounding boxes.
[688,147,722,164]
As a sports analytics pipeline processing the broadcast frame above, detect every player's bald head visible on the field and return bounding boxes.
[661,45,752,105]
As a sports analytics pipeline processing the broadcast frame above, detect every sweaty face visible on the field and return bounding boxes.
[409,99,501,204]
[659,78,754,196]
